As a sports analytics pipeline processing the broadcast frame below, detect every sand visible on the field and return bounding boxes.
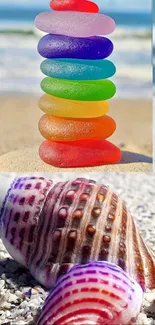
[0,146,152,172]
[0,96,152,172]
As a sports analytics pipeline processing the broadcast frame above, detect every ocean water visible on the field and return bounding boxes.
[0,6,151,99]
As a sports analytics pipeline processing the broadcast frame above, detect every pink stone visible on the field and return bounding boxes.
[35,11,116,37]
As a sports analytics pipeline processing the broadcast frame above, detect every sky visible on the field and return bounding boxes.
[0,0,151,11]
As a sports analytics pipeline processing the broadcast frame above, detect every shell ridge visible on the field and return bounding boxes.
[55,178,97,264]
[131,219,146,289]
[72,183,102,264]
[36,181,68,266]
[91,188,112,261]
[135,221,155,289]
[126,207,135,280]
[28,182,63,268]
[0,177,17,231]
[138,231,155,261]
[54,180,82,264]
[17,177,53,264]
[75,183,101,264]
[30,180,82,287]
[106,194,123,266]
[54,181,100,273]
[26,179,54,265]
[29,182,68,284]
[78,184,99,240]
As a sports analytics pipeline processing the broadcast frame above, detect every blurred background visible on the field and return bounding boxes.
[0,0,151,98]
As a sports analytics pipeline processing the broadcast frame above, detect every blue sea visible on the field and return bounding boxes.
[0,5,151,99]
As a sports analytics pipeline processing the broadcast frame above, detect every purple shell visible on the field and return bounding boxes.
[37,261,143,325]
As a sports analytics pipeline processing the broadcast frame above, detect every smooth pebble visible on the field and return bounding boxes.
[39,139,121,167]
[39,114,116,141]
[41,77,116,101]
[0,279,5,289]
[50,0,99,12]
[38,34,113,60]
[41,58,116,80]
[39,94,109,118]
[35,11,115,37]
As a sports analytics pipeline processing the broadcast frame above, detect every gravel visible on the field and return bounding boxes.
[0,172,155,324]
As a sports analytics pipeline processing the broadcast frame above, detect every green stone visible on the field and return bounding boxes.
[41,77,116,101]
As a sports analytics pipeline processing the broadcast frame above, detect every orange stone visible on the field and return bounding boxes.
[39,114,116,142]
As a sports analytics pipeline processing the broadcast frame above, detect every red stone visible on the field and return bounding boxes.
[39,139,121,168]
[50,0,99,13]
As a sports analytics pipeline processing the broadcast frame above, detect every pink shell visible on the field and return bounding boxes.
[0,177,155,290]
[37,261,143,325]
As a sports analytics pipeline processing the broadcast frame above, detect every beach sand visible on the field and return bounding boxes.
[0,96,152,172]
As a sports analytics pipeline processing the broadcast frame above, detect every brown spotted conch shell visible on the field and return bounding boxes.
[0,176,154,290]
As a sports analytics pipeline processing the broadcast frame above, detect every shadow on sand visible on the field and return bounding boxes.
[120,151,152,164]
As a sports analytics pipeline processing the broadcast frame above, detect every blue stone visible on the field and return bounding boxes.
[40,58,116,80]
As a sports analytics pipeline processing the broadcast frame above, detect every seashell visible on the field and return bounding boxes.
[0,176,154,290]
[37,261,143,325]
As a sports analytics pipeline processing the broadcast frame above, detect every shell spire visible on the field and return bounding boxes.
[0,177,154,290]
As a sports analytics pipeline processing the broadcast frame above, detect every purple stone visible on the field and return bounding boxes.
[38,34,113,60]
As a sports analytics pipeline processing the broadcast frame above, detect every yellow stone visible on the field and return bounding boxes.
[39,94,109,118]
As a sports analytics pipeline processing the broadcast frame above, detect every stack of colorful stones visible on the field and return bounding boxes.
[35,0,121,168]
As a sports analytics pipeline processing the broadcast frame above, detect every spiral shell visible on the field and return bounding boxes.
[0,177,154,290]
[37,261,143,325]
